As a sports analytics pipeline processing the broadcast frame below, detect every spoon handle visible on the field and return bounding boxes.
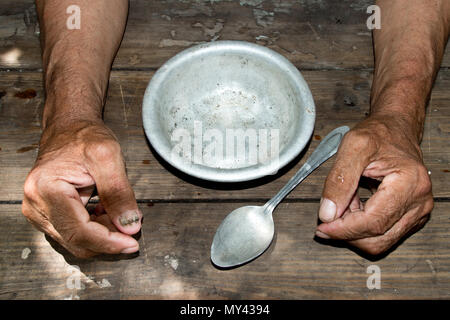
[263,126,350,214]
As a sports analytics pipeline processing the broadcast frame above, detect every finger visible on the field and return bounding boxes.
[77,220,139,254]
[44,180,139,254]
[319,131,375,222]
[348,210,430,255]
[90,213,119,232]
[316,171,417,240]
[349,192,362,212]
[86,142,142,235]
[23,185,97,259]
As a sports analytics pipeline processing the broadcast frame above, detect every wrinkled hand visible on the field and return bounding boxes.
[22,120,142,258]
[316,116,433,255]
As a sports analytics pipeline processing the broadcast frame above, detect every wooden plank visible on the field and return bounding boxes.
[1,69,449,201]
[1,0,450,70]
[0,202,449,299]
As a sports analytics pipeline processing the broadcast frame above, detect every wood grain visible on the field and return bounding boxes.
[1,0,450,71]
[1,0,449,301]
[1,69,449,201]
[0,202,448,299]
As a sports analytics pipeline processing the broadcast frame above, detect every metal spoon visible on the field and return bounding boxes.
[210,126,349,268]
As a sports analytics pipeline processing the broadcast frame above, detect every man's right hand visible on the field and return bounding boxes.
[22,120,142,258]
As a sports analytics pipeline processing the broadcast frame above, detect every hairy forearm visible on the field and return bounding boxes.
[36,0,128,129]
[371,0,449,142]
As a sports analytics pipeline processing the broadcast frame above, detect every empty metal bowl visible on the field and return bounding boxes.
[142,40,315,182]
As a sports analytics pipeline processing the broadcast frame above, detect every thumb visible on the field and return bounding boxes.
[319,132,373,222]
[88,143,142,235]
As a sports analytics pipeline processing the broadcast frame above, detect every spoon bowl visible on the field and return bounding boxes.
[211,206,274,268]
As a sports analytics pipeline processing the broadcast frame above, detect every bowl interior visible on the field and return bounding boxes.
[143,41,315,182]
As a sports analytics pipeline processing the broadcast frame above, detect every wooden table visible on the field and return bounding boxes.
[0,0,449,300]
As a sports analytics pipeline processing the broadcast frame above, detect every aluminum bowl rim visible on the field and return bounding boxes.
[142,40,315,183]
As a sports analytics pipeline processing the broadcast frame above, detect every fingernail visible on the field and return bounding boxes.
[119,212,141,227]
[315,230,331,239]
[121,246,139,254]
[319,198,337,222]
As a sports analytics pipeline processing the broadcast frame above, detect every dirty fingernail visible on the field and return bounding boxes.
[315,230,331,239]
[119,212,141,227]
[319,198,337,222]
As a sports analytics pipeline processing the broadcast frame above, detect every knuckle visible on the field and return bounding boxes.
[23,171,40,200]
[86,139,121,162]
[414,165,432,196]
[343,129,373,150]
[424,198,434,215]
[21,201,33,219]
[24,168,56,200]
[422,198,434,216]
